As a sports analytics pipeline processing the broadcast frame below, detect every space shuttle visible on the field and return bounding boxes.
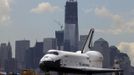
[39,28,123,74]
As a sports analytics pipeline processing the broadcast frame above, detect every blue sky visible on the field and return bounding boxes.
[0,0,134,66]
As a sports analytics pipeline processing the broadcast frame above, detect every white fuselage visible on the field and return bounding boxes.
[39,28,122,74]
[40,49,103,71]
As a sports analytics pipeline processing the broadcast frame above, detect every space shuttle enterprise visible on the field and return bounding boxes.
[39,28,123,75]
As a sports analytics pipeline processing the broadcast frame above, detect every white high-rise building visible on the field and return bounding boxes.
[64,0,79,51]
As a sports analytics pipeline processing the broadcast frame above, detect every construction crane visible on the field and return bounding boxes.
[54,20,63,30]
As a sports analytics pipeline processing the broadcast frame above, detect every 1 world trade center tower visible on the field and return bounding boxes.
[64,0,79,51]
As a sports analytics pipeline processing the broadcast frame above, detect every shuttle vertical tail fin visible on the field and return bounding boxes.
[81,28,94,53]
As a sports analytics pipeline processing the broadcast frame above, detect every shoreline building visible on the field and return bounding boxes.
[0,42,12,71]
[64,0,79,51]
[15,40,30,71]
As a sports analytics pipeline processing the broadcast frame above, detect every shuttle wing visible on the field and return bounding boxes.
[62,66,123,74]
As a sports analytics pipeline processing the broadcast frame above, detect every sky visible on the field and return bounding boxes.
[0,0,134,66]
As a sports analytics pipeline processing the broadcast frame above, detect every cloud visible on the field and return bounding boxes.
[31,2,59,14]
[95,6,134,34]
[117,42,134,66]
[0,0,11,24]
[84,8,93,14]
[95,6,112,17]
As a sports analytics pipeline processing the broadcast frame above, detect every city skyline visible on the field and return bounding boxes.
[0,0,134,66]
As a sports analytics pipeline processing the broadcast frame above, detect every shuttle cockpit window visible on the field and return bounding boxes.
[47,51,59,55]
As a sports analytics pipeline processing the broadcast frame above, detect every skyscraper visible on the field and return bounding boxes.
[55,30,64,50]
[64,0,79,51]
[25,42,43,69]
[43,38,56,54]
[93,38,111,68]
[15,40,30,70]
[79,35,88,50]
[0,42,12,71]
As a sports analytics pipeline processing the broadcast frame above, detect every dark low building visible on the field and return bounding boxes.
[5,58,18,73]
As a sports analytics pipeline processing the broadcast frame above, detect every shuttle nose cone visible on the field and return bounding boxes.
[39,62,45,71]
[39,60,61,72]
[40,61,54,71]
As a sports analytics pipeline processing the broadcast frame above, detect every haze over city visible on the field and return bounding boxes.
[0,0,134,66]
